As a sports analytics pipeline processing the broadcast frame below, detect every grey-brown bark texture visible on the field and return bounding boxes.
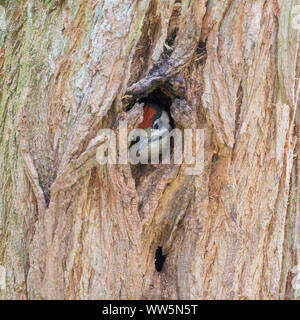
[0,0,299,300]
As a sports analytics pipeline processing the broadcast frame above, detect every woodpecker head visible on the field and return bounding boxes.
[129,104,172,163]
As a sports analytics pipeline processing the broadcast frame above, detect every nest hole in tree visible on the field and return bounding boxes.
[139,86,174,126]
[128,86,178,184]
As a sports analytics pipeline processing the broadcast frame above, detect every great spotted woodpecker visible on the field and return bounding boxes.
[129,104,172,164]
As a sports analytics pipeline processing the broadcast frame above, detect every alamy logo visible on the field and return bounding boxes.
[0,6,6,31]
[96,122,204,176]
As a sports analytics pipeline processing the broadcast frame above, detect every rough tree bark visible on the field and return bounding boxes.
[0,0,299,300]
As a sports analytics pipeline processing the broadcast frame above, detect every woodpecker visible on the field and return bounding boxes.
[129,104,172,164]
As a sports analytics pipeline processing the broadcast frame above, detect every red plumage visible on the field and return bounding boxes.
[138,105,157,129]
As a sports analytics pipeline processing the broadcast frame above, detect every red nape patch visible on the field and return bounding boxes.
[138,106,157,129]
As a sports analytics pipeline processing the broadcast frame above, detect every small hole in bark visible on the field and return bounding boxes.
[155,246,166,272]
[212,153,219,163]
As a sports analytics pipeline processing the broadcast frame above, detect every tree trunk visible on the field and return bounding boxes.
[0,0,299,300]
